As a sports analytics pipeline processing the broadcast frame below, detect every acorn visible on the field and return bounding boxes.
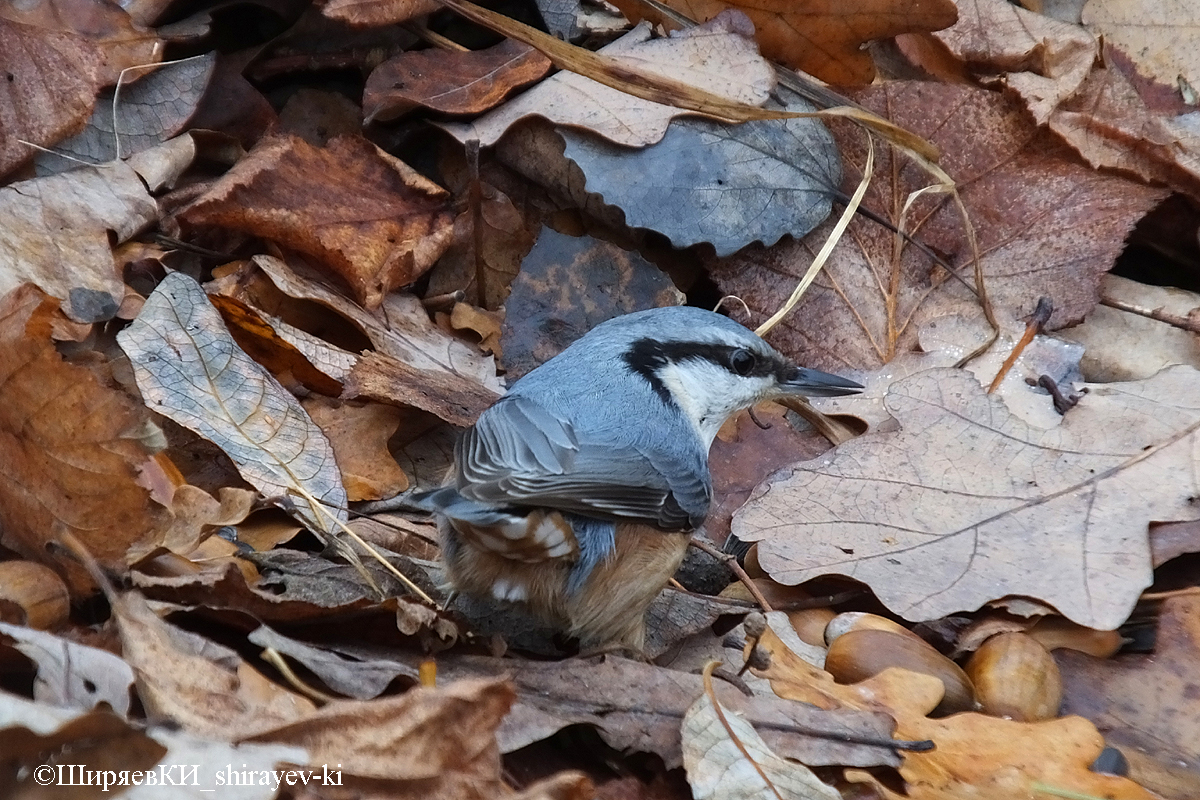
[0,561,69,629]
[966,632,1062,721]
[825,628,976,715]
[824,611,920,645]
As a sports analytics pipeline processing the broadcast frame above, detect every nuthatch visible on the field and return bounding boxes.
[416,306,861,649]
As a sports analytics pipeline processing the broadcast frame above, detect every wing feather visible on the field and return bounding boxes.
[457,395,708,529]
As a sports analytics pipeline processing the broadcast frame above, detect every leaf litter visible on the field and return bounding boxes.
[2,0,1200,797]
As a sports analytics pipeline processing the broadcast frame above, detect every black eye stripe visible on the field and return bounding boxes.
[622,338,783,402]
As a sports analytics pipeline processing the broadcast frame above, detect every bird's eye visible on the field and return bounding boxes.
[730,348,756,376]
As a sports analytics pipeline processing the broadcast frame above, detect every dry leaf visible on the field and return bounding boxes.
[0,160,157,323]
[499,229,684,380]
[908,0,1200,197]
[0,0,161,84]
[441,14,775,149]
[1048,45,1200,197]
[734,366,1200,630]
[1057,594,1200,798]
[242,677,588,800]
[0,285,167,590]
[0,621,135,715]
[117,272,348,536]
[554,87,839,255]
[34,54,217,175]
[1059,274,1200,381]
[114,589,316,739]
[454,654,898,769]
[424,174,540,310]
[709,82,1168,371]
[365,39,552,122]
[1082,0,1200,88]
[208,291,349,396]
[249,254,505,407]
[322,0,439,26]
[0,2,162,177]
[610,0,958,85]
[344,350,502,427]
[302,397,409,501]
[180,135,455,309]
[682,673,841,800]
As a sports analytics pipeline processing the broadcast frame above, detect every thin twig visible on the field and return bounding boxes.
[1100,294,1200,334]
[988,297,1053,393]
[689,538,774,612]
[298,488,439,607]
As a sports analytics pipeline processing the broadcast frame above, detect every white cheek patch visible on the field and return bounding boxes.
[657,361,774,445]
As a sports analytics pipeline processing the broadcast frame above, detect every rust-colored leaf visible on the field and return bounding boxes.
[0,285,167,591]
[365,39,552,122]
[609,0,958,86]
[302,396,409,501]
[180,135,456,309]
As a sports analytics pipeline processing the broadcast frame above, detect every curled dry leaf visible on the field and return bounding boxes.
[364,39,552,122]
[180,134,455,309]
[0,285,168,590]
[248,255,503,424]
[735,366,1200,630]
[117,272,348,536]
[710,81,1168,372]
[208,292,349,396]
[610,0,958,85]
[911,0,1200,200]
[682,668,841,800]
[240,676,593,799]
[913,0,1097,125]
[0,160,157,323]
[113,589,316,739]
[441,14,775,149]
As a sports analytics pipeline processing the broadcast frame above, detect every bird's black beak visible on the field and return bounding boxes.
[781,366,863,397]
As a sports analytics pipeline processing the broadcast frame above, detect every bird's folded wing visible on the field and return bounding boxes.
[456,395,709,529]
